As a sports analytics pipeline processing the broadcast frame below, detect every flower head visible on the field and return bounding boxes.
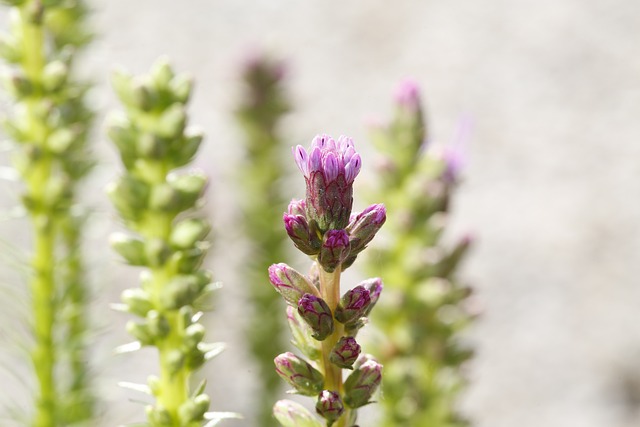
[294,135,362,232]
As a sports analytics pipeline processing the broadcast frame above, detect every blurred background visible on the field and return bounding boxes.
[1,1,640,426]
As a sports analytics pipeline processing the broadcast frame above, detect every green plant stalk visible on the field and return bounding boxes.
[317,265,350,427]
[19,4,55,426]
[235,54,290,427]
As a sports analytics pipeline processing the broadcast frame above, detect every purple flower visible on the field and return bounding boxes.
[318,229,350,272]
[293,135,362,232]
[394,78,421,113]
[297,293,334,341]
[287,198,306,216]
[268,263,320,306]
[315,390,344,423]
[442,116,472,184]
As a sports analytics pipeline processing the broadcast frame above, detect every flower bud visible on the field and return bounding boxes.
[159,272,210,310]
[346,204,386,257]
[121,288,153,317]
[269,263,319,306]
[343,355,383,408]
[173,131,203,167]
[287,198,307,216]
[274,352,324,396]
[169,218,210,249]
[126,320,154,346]
[297,294,334,341]
[286,306,321,361]
[315,390,344,424]
[360,278,383,316]
[329,336,361,369]
[394,78,421,113]
[318,229,350,272]
[283,213,319,255]
[111,233,147,266]
[273,399,323,427]
[178,394,210,424]
[334,286,371,325]
[145,405,172,426]
[42,60,68,92]
[157,103,187,138]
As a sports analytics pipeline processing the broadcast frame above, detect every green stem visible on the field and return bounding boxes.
[318,264,350,427]
[31,216,56,427]
[19,3,58,426]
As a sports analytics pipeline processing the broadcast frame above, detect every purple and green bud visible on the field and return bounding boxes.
[286,306,321,361]
[334,286,371,325]
[346,203,386,259]
[359,278,383,316]
[343,355,383,408]
[273,400,324,427]
[274,352,324,396]
[318,229,350,272]
[269,263,320,306]
[283,213,321,255]
[297,293,334,341]
[394,78,421,113]
[294,134,362,232]
[329,336,361,369]
[315,390,344,425]
[287,198,307,216]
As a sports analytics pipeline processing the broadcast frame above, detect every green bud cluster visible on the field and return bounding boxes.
[365,81,475,427]
[234,52,291,427]
[0,0,95,425]
[108,59,230,427]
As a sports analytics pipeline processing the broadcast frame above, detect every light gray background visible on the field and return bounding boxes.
[1,1,640,427]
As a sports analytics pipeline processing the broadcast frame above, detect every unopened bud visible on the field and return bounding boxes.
[360,278,383,316]
[269,263,319,306]
[273,399,323,427]
[297,294,334,341]
[315,390,344,424]
[346,204,386,258]
[318,229,350,272]
[170,218,210,249]
[121,288,153,317]
[111,233,146,265]
[334,286,371,325]
[329,336,361,369]
[178,394,210,424]
[343,355,383,408]
[284,213,319,255]
[274,352,324,396]
[286,306,321,361]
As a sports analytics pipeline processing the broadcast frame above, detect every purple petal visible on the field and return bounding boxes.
[344,154,361,184]
[324,152,339,182]
[309,146,322,173]
[294,145,309,177]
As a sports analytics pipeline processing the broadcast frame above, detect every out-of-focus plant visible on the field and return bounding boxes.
[0,0,95,425]
[234,52,290,427]
[107,59,239,427]
[364,79,475,427]
[270,134,386,427]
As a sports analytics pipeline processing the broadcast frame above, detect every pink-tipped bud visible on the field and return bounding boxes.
[334,286,371,325]
[274,352,324,396]
[342,204,386,269]
[297,294,334,341]
[394,78,421,113]
[287,198,307,216]
[315,390,344,424]
[344,354,383,408]
[318,229,350,272]
[329,336,361,369]
[269,263,320,306]
[359,278,383,316]
[284,213,320,255]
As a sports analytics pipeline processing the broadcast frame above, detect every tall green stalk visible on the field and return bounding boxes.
[0,0,94,425]
[235,52,290,427]
[108,59,237,427]
[364,80,474,427]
